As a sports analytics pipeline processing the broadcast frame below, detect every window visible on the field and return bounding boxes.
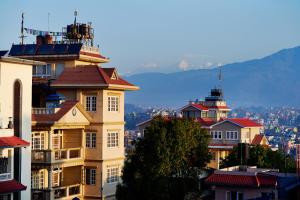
[226,191,244,200]
[210,131,222,140]
[52,171,60,187]
[86,132,96,148]
[0,194,11,200]
[86,168,96,185]
[86,96,97,111]
[108,96,119,112]
[32,64,51,77]
[107,167,119,183]
[32,132,45,150]
[31,170,45,189]
[107,132,119,147]
[226,131,238,140]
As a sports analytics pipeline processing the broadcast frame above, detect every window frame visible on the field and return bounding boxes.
[86,168,96,185]
[107,167,119,184]
[85,96,97,112]
[32,132,45,150]
[107,132,119,148]
[226,131,239,140]
[108,96,119,112]
[86,132,96,148]
[210,130,222,140]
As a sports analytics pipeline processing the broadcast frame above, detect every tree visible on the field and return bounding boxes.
[116,116,211,200]
[220,144,296,173]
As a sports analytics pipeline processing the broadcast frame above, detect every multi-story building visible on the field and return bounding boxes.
[206,165,300,200]
[8,19,138,199]
[138,87,268,169]
[0,56,43,200]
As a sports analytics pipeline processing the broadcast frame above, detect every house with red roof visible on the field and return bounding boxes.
[205,165,300,200]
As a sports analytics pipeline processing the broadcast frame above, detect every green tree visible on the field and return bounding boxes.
[116,116,211,200]
[220,144,296,173]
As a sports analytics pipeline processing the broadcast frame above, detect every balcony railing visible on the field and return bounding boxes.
[0,172,11,181]
[32,148,83,164]
[54,184,81,199]
[32,108,55,115]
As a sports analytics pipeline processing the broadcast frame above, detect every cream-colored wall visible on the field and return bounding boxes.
[207,149,230,169]
[0,61,32,199]
[102,90,124,123]
[62,166,82,186]
[63,129,82,148]
[58,106,90,125]
[102,124,125,160]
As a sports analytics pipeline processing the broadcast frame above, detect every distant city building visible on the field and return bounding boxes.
[137,87,268,169]
[206,165,300,200]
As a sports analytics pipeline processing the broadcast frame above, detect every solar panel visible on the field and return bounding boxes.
[23,44,37,55]
[67,43,82,54]
[37,44,54,55]
[8,45,25,56]
[53,44,68,54]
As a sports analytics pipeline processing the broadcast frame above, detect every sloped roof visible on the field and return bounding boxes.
[51,65,138,90]
[0,136,30,148]
[196,117,215,127]
[211,118,262,128]
[32,100,91,124]
[252,134,268,145]
[205,173,277,187]
[0,179,27,193]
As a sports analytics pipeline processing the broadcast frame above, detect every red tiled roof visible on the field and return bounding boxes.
[196,117,215,127]
[252,134,265,145]
[191,103,209,111]
[207,105,230,110]
[0,136,29,148]
[205,174,277,188]
[79,51,108,59]
[52,65,135,88]
[32,101,78,123]
[0,180,27,193]
[226,118,262,127]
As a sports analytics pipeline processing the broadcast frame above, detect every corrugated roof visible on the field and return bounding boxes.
[0,136,30,148]
[0,180,27,193]
[206,173,277,187]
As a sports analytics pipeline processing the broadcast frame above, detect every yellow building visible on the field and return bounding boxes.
[8,19,138,200]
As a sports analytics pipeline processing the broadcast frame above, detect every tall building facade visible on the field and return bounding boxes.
[0,56,42,200]
[8,19,138,199]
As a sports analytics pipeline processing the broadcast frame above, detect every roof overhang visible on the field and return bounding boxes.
[0,136,30,148]
[51,83,139,91]
[0,180,27,193]
[0,56,46,66]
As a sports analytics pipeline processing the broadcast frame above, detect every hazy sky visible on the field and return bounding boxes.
[1,0,300,74]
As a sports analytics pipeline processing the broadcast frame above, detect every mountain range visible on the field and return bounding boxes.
[124,46,300,108]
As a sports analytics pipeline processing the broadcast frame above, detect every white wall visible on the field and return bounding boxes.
[0,61,32,199]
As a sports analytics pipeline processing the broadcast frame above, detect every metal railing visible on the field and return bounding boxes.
[32,148,83,163]
[0,172,11,181]
[32,108,55,115]
[54,184,81,199]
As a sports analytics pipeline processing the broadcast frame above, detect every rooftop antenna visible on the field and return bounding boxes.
[217,63,222,88]
[74,10,78,25]
[20,12,26,45]
[48,12,50,32]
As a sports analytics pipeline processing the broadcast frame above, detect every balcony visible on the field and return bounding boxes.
[32,148,83,164]
[54,184,82,199]
[32,108,55,115]
[0,172,11,181]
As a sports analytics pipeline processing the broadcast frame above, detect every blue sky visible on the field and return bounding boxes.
[1,0,300,74]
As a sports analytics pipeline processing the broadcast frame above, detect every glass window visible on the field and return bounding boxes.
[107,132,119,147]
[226,131,238,140]
[107,167,119,183]
[32,132,45,150]
[108,96,119,112]
[86,132,96,148]
[86,96,96,111]
[86,168,96,185]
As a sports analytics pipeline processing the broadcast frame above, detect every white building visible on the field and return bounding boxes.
[0,56,43,200]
